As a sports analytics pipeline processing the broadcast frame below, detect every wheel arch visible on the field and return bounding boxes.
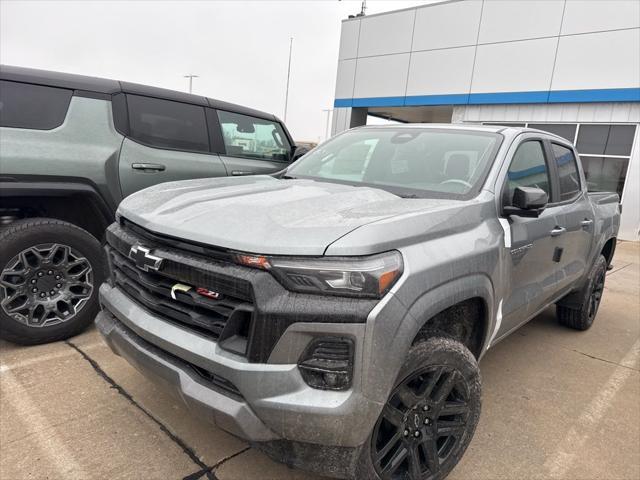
[0,180,114,240]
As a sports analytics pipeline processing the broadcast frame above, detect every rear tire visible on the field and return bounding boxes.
[356,337,481,480]
[556,255,607,331]
[0,218,105,345]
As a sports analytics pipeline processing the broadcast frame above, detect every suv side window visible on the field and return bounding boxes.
[0,80,72,130]
[551,143,581,201]
[126,94,209,153]
[503,140,551,206]
[217,110,291,162]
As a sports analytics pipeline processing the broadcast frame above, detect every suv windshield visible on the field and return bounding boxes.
[286,127,502,198]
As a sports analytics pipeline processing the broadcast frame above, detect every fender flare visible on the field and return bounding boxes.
[362,274,495,405]
[0,178,115,231]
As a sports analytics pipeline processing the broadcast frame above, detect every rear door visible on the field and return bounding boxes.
[499,137,564,335]
[118,94,227,197]
[546,141,594,292]
[214,109,292,176]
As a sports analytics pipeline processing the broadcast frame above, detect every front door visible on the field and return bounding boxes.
[499,139,563,336]
[215,109,292,177]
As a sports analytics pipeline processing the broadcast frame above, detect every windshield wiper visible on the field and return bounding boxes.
[281,174,297,180]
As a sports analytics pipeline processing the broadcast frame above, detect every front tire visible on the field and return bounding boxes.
[357,337,481,480]
[0,218,105,345]
[556,254,607,331]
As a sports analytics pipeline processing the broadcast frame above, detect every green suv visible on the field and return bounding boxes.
[0,65,303,345]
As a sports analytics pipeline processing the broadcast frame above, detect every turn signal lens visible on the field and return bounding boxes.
[234,254,271,270]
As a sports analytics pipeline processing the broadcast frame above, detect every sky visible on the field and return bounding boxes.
[0,0,430,142]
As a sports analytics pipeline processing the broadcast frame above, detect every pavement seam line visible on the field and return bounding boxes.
[65,340,215,480]
[181,446,251,480]
[571,348,640,372]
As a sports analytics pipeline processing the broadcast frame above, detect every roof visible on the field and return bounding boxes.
[355,123,575,144]
[0,64,279,121]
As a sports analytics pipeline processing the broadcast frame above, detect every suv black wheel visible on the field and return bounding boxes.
[357,337,481,480]
[0,218,105,345]
[556,254,607,331]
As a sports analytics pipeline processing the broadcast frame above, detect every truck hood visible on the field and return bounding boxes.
[118,175,457,255]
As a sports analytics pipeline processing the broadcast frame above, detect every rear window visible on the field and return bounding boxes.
[552,143,582,201]
[0,80,72,130]
[127,94,209,153]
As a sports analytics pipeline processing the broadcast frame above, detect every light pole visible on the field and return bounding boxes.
[322,108,333,141]
[184,74,198,94]
[284,37,293,122]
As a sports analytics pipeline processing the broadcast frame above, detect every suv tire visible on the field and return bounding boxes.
[0,218,105,345]
[357,336,481,480]
[556,254,607,331]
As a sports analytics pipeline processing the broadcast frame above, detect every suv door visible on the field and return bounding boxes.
[546,141,594,292]
[498,137,564,336]
[214,109,292,176]
[117,94,227,198]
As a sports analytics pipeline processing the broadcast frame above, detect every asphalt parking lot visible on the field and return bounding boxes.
[1,242,638,480]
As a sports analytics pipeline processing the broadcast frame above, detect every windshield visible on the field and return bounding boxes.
[286,127,502,198]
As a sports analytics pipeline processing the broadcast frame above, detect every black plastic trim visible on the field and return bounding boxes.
[73,90,111,101]
[0,176,116,221]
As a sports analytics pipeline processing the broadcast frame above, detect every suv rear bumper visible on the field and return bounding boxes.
[97,283,382,448]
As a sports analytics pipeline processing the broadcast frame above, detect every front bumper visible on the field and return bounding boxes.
[97,283,382,447]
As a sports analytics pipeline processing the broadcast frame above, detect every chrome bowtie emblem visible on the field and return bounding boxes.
[129,244,163,272]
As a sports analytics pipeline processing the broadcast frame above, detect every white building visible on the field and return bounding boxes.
[331,0,640,240]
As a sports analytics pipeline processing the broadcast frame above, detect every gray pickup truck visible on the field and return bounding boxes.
[96,124,619,480]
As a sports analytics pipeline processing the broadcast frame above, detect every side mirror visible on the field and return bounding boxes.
[504,186,548,218]
[291,145,310,162]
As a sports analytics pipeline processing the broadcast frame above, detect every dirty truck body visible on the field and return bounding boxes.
[96,125,619,480]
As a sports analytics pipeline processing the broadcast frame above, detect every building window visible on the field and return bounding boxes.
[576,124,636,197]
[528,123,576,143]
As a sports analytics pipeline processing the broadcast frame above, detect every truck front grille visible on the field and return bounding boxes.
[105,223,255,354]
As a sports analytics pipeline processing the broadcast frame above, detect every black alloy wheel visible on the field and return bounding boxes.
[372,365,471,479]
[0,243,94,327]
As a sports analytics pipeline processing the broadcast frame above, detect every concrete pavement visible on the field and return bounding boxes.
[1,242,639,480]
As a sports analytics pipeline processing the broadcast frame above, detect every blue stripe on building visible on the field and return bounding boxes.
[334,88,640,108]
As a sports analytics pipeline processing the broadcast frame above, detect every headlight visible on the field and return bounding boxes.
[235,251,403,298]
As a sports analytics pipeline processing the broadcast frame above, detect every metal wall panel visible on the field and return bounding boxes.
[334,59,357,99]
[338,19,361,60]
[412,0,482,51]
[552,29,640,91]
[357,9,415,58]
[406,47,475,96]
[477,0,565,43]
[353,54,411,99]
[471,38,557,94]
[561,0,640,35]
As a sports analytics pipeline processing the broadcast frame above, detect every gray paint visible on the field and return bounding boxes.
[104,125,620,455]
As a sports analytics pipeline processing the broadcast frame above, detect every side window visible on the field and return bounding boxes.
[503,140,550,206]
[126,94,209,152]
[552,143,581,201]
[0,80,72,130]
[217,110,291,162]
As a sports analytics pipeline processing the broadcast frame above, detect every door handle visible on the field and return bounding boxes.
[581,219,594,228]
[132,163,166,171]
[550,226,567,237]
[231,170,255,176]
